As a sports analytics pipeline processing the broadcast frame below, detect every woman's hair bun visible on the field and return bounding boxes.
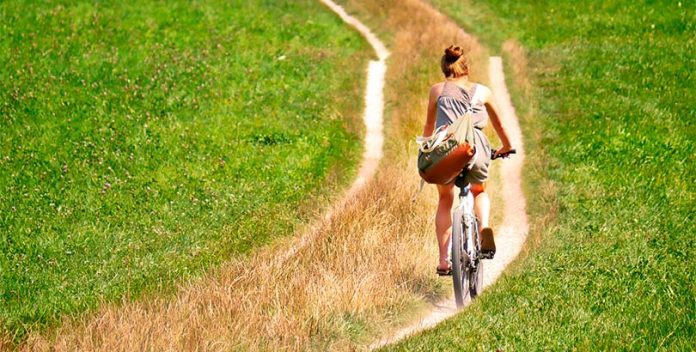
[444,45,463,62]
[440,44,468,77]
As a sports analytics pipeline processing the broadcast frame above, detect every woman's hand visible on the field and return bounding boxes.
[493,144,514,159]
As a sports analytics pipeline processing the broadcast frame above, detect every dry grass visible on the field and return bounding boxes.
[23,167,436,351]
[18,0,491,350]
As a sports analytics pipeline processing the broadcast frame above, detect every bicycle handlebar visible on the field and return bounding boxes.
[490,148,517,160]
[456,148,517,189]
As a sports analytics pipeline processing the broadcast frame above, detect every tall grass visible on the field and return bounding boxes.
[16,0,499,349]
[0,0,370,342]
[386,0,695,350]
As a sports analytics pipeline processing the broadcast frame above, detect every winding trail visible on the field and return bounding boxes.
[369,57,529,349]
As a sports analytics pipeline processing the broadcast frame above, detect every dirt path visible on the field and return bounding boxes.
[369,56,529,349]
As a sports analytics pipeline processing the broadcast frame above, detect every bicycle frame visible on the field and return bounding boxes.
[459,185,477,264]
[450,148,514,307]
[458,184,479,267]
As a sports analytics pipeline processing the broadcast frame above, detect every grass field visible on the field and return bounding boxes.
[385,0,695,350]
[0,0,370,340]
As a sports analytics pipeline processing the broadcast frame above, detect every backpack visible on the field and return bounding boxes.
[416,112,476,185]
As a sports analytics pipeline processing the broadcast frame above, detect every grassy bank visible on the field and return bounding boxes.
[386,0,694,350]
[0,0,370,340]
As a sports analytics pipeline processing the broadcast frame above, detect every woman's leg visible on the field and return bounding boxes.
[471,183,489,228]
[472,182,496,257]
[436,183,455,270]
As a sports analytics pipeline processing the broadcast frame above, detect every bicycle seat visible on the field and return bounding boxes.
[454,171,470,193]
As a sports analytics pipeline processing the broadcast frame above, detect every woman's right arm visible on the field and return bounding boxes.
[482,86,513,156]
[423,84,442,137]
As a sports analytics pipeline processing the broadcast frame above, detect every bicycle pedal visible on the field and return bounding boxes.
[480,250,496,260]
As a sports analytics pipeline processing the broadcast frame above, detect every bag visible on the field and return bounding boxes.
[416,113,476,185]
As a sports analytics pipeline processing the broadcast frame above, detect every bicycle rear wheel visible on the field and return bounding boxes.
[451,208,469,308]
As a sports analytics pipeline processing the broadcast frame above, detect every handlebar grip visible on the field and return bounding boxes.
[491,148,517,160]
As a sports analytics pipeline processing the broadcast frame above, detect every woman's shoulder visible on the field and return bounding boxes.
[472,83,493,102]
[430,82,446,93]
[429,82,446,99]
[473,82,492,94]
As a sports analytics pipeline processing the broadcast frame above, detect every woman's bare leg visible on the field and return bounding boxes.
[471,183,489,228]
[472,182,496,256]
[436,183,455,270]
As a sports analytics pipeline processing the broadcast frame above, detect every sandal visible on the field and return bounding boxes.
[480,227,496,259]
[436,265,452,276]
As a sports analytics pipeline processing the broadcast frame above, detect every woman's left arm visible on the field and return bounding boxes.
[423,84,442,137]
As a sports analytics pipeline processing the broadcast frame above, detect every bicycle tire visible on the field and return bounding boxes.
[451,208,469,308]
[469,221,484,298]
[470,260,484,298]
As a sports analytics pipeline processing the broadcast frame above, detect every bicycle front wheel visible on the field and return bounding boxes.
[469,258,484,298]
[451,208,469,308]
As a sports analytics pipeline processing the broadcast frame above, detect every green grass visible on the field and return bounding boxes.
[0,0,370,340]
[386,0,695,350]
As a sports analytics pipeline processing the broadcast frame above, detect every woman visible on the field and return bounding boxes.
[423,45,513,275]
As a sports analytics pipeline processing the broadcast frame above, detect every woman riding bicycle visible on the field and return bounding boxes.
[423,46,513,275]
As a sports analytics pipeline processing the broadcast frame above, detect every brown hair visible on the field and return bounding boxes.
[440,45,468,78]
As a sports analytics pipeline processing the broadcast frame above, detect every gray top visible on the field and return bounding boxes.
[435,82,488,129]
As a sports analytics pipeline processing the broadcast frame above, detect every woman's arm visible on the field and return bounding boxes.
[483,87,513,155]
[423,84,443,137]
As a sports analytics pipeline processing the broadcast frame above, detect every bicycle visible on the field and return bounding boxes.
[450,148,516,307]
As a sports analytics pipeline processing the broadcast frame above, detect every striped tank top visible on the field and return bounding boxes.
[435,82,488,130]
